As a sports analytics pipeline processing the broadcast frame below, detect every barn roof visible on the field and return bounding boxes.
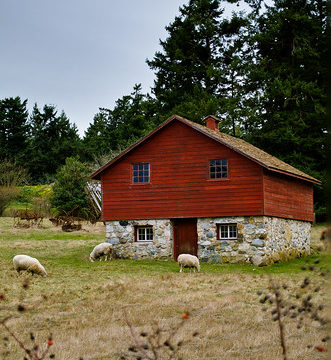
[91,115,320,184]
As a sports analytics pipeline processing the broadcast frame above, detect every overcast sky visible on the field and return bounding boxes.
[1,0,241,137]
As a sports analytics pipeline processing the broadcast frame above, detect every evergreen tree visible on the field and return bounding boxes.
[51,156,93,218]
[82,111,112,160]
[146,0,248,135]
[243,0,327,218]
[83,84,157,160]
[147,0,224,114]
[0,97,29,164]
[27,104,81,182]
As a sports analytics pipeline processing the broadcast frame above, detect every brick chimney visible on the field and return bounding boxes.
[204,115,220,132]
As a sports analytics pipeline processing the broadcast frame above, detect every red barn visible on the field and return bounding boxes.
[91,115,320,265]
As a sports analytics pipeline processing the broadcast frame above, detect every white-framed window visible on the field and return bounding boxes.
[135,226,153,242]
[217,224,237,240]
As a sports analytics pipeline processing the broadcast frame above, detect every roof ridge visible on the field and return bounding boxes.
[91,114,320,184]
[181,117,319,183]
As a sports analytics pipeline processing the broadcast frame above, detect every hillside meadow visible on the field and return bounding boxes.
[0,217,329,360]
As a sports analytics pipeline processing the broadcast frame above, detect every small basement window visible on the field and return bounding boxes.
[210,159,228,179]
[132,163,150,183]
[135,226,153,242]
[217,224,237,240]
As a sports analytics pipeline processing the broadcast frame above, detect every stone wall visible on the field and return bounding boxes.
[105,216,311,265]
[197,216,311,265]
[105,219,173,260]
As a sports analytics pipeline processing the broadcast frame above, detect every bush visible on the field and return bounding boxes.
[51,157,94,219]
[0,159,27,215]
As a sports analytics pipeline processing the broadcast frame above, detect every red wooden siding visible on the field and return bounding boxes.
[263,169,314,222]
[101,121,264,220]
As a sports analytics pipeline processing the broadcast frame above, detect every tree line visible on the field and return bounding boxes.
[0,0,327,219]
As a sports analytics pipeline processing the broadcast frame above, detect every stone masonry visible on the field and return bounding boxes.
[105,216,311,265]
[106,219,173,260]
[198,216,311,265]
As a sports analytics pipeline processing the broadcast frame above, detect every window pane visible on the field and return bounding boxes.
[138,228,145,241]
[133,163,150,183]
[220,225,227,238]
[219,224,237,239]
[146,228,153,240]
[210,159,228,179]
[137,227,153,241]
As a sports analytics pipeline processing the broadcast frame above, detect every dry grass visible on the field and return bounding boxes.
[0,218,329,360]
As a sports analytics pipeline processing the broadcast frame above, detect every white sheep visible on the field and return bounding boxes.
[13,255,47,277]
[177,254,200,273]
[89,243,113,262]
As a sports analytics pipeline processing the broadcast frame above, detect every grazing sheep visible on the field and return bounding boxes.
[177,254,200,273]
[13,255,47,277]
[89,243,113,262]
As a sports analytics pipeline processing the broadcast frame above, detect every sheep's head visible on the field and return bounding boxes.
[40,266,47,277]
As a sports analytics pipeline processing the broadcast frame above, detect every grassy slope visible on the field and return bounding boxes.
[0,218,329,360]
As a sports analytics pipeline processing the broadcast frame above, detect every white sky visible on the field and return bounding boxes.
[0,0,245,137]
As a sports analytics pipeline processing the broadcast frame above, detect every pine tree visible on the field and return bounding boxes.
[83,84,157,160]
[0,97,29,164]
[27,104,81,182]
[146,0,248,135]
[243,0,327,218]
[146,0,224,115]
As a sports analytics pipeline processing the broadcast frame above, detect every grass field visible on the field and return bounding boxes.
[0,217,329,360]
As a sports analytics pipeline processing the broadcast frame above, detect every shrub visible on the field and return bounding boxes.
[0,159,27,215]
[51,157,94,219]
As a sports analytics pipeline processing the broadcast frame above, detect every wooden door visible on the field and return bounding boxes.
[173,218,198,260]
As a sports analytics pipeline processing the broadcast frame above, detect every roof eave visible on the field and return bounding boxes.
[90,115,179,180]
[181,120,321,185]
[90,114,321,185]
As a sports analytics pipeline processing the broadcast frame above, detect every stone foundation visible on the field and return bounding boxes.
[197,216,311,265]
[105,216,311,265]
[105,219,173,259]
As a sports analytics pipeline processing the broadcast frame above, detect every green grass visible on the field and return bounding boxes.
[0,217,329,360]
[0,217,329,275]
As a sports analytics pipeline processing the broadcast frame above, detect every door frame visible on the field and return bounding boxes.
[172,218,198,260]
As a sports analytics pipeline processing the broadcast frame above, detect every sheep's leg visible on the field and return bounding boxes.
[179,264,183,273]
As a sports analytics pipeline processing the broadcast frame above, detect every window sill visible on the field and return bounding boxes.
[207,178,230,182]
[131,182,151,186]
